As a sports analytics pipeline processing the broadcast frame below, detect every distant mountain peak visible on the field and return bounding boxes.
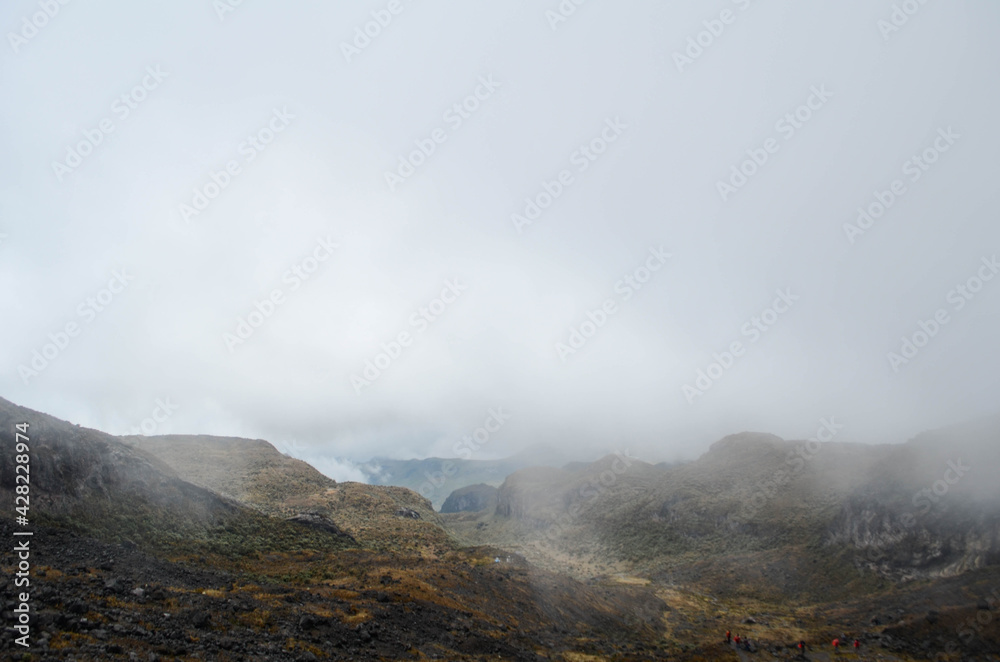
[706,431,786,455]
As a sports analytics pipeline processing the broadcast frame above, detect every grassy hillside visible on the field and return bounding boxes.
[125,433,455,555]
[122,434,337,515]
[0,397,670,660]
[5,395,999,660]
[0,398,355,561]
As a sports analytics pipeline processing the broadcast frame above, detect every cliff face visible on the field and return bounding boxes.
[494,466,576,521]
[440,483,498,513]
[827,495,1000,580]
[824,416,1000,579]
[483,423,1000,584]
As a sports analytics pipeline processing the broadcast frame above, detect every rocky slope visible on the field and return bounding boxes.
[0,398,667,660]
[450,420,1000,587]
[438,420,1000,659]
[824,416,1000,581]
[0,518,666,661]
[0,397,356,558]
[128,433,453,555]
[5,396,1000,660]
[443,418,1000,616]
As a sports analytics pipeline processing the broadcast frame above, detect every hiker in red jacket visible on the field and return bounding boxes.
[832,637,839,652]
[726,630,731,644]
[734,634,741,646]
[853,639,860,651]
[798,639,806,657]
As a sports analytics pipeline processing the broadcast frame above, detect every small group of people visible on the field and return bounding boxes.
[724,630,755,652]
[725,631,861,656]
[830,637,861,652]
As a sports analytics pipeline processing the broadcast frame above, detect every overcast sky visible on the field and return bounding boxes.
[2,1,998,480]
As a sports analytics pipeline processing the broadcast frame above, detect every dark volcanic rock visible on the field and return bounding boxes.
[190,610,211,628]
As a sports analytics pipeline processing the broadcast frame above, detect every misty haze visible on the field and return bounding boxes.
[2,1,1000,660]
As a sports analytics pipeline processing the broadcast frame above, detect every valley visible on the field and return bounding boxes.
[2,396,999,660]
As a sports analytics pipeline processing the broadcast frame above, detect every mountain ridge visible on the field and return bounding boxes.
[5,396,1000,659]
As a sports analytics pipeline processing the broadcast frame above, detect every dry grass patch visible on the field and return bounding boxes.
[342,607,371,624]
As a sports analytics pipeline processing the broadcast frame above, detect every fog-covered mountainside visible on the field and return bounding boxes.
[440,418,1000,659]
[0,397,664,660]
[447,418,1000,586]
[440,483,498,514]
[0,397,351,556]
[121,434,337,513]
[4,396,1000,660]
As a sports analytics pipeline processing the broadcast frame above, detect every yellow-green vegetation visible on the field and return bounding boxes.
[122,435,336,516]
[127,434,455,555]
[4,396,1000,661]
